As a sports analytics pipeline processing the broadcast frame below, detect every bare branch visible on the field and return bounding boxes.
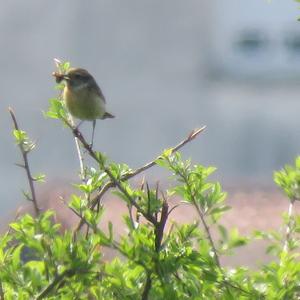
[9,107,40,216]
[155,196,168,252]
[69,117,86,182]
[129,126,206,178]
[63,114,205,178]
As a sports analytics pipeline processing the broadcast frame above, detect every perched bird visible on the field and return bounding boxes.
[53,67,114,148]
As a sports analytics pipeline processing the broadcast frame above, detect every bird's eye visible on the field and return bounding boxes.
[74,74,81,79]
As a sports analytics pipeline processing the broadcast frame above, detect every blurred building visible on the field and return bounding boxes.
[209,1,300,79]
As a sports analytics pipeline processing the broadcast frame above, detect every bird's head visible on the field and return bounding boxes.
[53,68,95,90]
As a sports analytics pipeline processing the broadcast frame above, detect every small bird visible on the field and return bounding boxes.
[53,67,114,148]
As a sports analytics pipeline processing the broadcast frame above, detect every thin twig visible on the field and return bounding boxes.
[72,125,206,233]
[73,183,110,234]
[63,115,205,177]
[36,269,76,300]
[103,165,158,224]
[127,203,135,229]
[168,204,180,217]
[0,279,4,300]
[141,272,152,300]
[9,107,40,216]
[155,196,169,252]
[172,165,233,296]
[74,132,86,182]
[195,201,221,267]
[61,117,98,161]
[144,188,168,298]
[175,166,221,268]
[128,127,206,178]
[193,202,232,295]
[283,198,295,253]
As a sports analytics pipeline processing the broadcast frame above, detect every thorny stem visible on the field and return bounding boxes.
[9,107,40,216]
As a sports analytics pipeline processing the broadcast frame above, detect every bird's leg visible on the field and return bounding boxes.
[72,120,84,137]
[90,120,96,149]
[76,120,84,130]
[72,120,90,154]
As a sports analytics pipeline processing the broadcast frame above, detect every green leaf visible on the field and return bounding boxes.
[218,224,228,241]
[108,221,113,242]
[162,148,173,158]
[12,244,23,270]
[45,98,67,120]
[32,173,46,183]
[13,129,27,143]
[209,205,231,217]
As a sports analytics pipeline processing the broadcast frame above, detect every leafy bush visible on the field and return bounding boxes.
[1,61,300,299]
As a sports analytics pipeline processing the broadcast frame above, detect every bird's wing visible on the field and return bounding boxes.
[90,79,106,103]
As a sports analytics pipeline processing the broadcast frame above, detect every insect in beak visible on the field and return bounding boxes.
[52,72,70,83]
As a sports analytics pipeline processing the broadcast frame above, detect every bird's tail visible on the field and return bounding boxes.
[102,112,115,119]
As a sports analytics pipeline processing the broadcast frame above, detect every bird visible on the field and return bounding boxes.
[53,68,114,148]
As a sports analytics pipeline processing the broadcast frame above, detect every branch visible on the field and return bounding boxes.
[73,126,206,233]
[62,115,158,229]
[176,170,233,296]
[176,169,222,268]
[72,121,86,182]
[9,107,40,216]
[127,126,206,178]
[141,272,152,300]
[190,201,235,296]
[283,198,295,253]
[196,204,221,267]
[154,196,168,252]
[63,115,205,177]
[61,117,98,162]
[0,279,4,300]
[36,269,75,300]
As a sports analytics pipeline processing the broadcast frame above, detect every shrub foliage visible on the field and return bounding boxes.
[1,61,300,299]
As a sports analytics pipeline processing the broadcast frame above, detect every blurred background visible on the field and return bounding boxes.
[1,0,300,264]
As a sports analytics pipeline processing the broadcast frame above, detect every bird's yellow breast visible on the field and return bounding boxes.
[63,86,105,120]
